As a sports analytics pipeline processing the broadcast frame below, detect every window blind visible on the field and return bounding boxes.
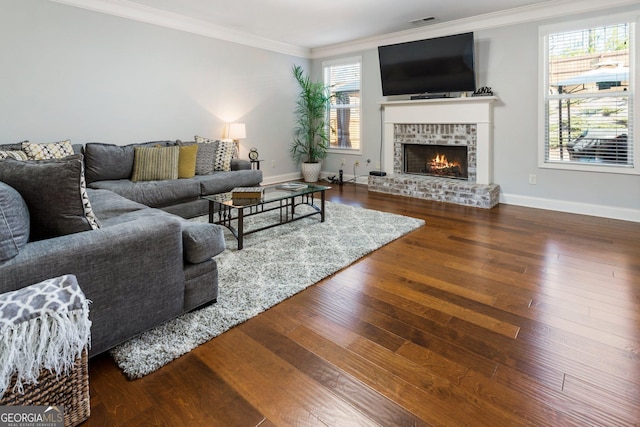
[544,22,633,167]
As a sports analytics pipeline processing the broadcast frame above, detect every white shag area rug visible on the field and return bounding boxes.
[110,201,424,379]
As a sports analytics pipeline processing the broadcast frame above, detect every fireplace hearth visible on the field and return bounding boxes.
[404,144,468,180]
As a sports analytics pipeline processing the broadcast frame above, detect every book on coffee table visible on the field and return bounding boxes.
[231,187,264,198]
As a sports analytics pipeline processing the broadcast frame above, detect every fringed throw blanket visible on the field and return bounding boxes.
[0,274,91,398]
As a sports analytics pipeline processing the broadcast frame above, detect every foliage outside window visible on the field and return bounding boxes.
[323,57,361,151]
[540,17,635,172]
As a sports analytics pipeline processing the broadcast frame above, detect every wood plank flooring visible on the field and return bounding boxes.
[84,184,640,426]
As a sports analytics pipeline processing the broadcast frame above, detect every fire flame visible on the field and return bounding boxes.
[430,154,460,170]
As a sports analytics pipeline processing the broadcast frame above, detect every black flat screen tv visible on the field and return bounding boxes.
[378,32,476,96]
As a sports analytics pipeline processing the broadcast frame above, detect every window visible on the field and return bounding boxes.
[540,17,636,173]
[323,57,361,151]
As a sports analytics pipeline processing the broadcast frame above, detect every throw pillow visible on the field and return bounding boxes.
[0,155,101,240]
[22,140,74,160]
[178,144,198,179]
[193,135,218,175]
[0,150,28,160]
[214,140,236,172]
[83,143,136,183]
[131,146,179,182]
[0,182,30,261]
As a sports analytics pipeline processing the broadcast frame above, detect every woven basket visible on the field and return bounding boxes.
[0,349,90,427]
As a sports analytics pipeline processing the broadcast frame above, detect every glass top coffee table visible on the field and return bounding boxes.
[202,182,330,250]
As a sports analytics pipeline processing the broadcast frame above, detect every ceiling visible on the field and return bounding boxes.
[50,0,639,57]
[120,0,553,49]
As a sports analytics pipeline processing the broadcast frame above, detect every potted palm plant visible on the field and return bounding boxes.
[290,65,330,182]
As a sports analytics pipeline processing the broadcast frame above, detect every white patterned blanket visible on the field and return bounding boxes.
[0,274,91,398]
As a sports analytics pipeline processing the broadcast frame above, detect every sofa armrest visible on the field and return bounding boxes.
[182,222,225,264]
[231,159,251,171]
[0,215,185,356]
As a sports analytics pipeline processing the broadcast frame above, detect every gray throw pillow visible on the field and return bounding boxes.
[83,143,135,183]
[194,136,219,175]
[0,181,30,261]
[0,155,101,240]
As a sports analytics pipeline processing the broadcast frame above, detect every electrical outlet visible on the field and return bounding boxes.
[375,162,381,169]
[271,160,276,168]
[528,174,537,185]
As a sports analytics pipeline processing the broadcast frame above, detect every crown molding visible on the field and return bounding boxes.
[310,0,640,59]
[48,0,639,60]
[49,0,311,58]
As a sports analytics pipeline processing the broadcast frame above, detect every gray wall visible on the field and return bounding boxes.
[0,0,306,181]
[313,6,640,221]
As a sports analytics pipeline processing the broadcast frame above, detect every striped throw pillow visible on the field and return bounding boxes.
[0,150,28,160]
[131,146,179,182]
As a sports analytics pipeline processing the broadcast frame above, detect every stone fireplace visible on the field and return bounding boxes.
[368,97,500,208]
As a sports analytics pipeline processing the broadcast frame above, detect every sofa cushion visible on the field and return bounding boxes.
[0,182,30,261]
[0,142,27,151]
[178,144,198,179]
[87,188,148,221]
[84,143,135,183]
[181,222,225,264]
[0,155,101,240]
[22,140,74,160]
[131,146,179,182]
[194,170,264,195]
[88,179,201,208]
[193,136,218,175]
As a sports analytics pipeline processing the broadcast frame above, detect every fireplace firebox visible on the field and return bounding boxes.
[404,144,468,180]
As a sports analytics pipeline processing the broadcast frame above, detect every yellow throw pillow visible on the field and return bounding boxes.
[131,146,179,182]
[178,144,198,179]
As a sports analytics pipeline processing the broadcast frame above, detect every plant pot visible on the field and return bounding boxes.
[301,162,321,182]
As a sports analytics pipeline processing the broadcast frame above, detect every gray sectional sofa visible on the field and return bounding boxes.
[83,141,262,218]
[0,140,263,356]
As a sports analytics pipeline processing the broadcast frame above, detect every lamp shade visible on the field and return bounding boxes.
[228,123,246,140]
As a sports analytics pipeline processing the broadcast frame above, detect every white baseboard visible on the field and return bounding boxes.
[261,172,302,185]
[500,193,640,223]
[263,174,640,223]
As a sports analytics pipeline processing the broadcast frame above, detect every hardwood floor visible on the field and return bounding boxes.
[85,185,640,426]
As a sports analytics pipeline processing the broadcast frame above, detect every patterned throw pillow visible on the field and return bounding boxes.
[178,144,198,179]
[194,135,218,175]
[131,146,179,182]
[214,140,236,172]
[22,140,74,160]
[0,150,28,160]
[0,155,100,240]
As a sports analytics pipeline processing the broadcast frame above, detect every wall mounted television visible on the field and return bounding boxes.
[378,32,476,97]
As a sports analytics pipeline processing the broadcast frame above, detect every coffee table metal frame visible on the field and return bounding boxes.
[202,183,330,250]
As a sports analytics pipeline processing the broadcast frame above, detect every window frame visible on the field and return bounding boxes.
[323,56,363,155]
[538,13,639,175]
